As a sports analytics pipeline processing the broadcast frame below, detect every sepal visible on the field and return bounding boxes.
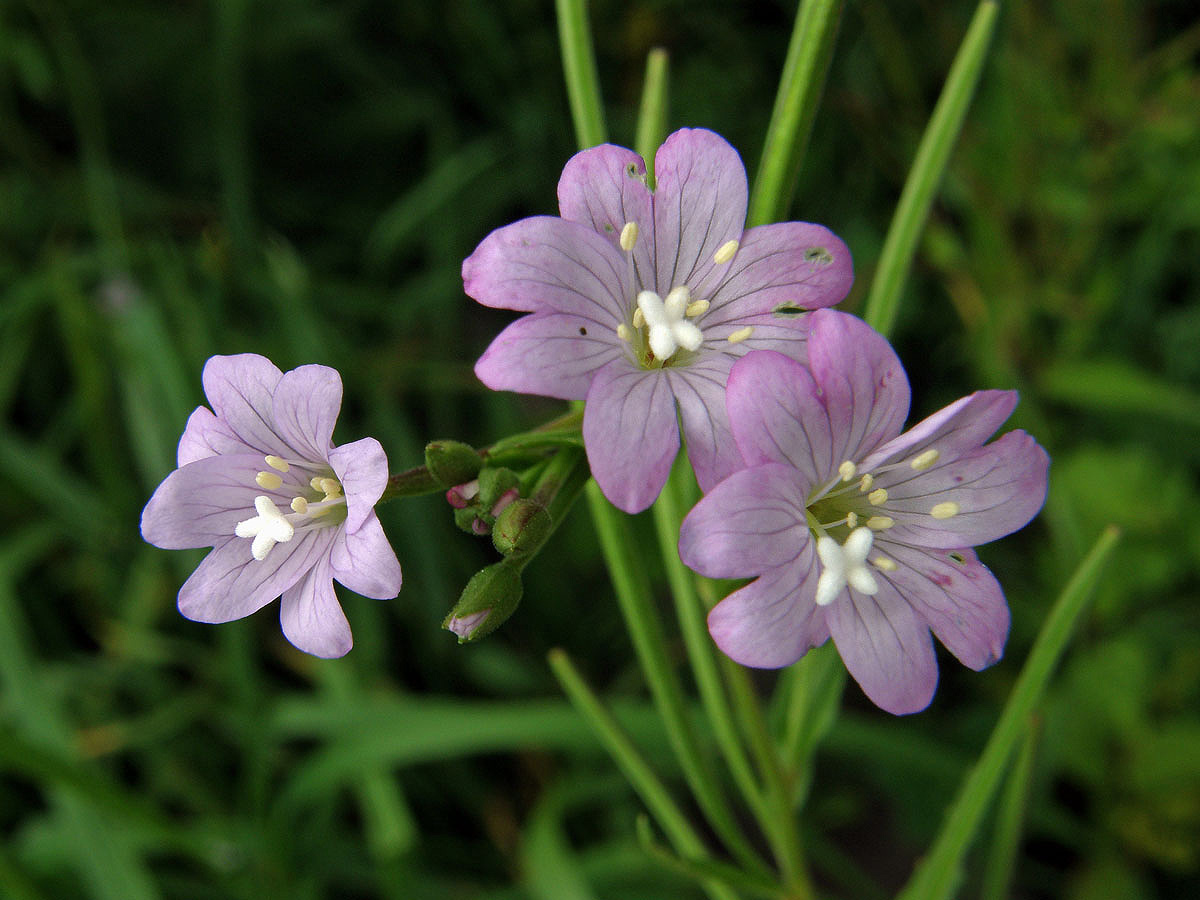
[442,560,523,642]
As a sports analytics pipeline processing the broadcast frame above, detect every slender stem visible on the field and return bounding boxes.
[897,525,1121,900]
[980,716,1041,900]
[778,641,845,808]
[862,0,1000,337]
[634,47,670,180]
[555,0,607,149]
[747,0,845,227]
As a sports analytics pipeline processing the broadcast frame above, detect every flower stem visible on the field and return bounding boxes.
[862,0,1000,338]
[747,0,845,228]
[555,0,607,149]
[634,47,670,180]
[777,641,845,808]
[896,524,1121,900]
[980,715,1041,900]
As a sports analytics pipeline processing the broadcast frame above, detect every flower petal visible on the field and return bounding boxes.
[651,128,748,294]
[271,364,343,462]
[201,354,290,457]
[330,513,403,599]
[141,453,274,550]
[877,544,1009,671]
[726,350,833,485]
[280,551,353,658]
[825,582,938,715]
[328,436,389,533]
[706,553,830,669]
[177,406,252,465]
[678,463,810,578]
[177,528,333,624]
[582,360,678,513]
[557,143,654,272]
[667,360,743,491]
[807,310,910,464]
[703,222,853,323]
[474,311,625,401]
[462,216,632,318]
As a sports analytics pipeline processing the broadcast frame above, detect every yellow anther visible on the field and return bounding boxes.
[728,326,753,343]
[845,511,859,529]
[619,221,639,251]
[859,473,874,492]
[867,516,895,531]
[868,488,889,506]
[265,455,290,472]
[616,323,632,342]
[255,471,283,490]
[872,556,898,572]
[685,299,710,317]
[713,239,739,264]
[931,501,960,519]
[632,308,645,329]
[910,448,940,470]
[318,477,342,499]
[310,476,325,491]
[291,497,309,514]
[838,461,857,482]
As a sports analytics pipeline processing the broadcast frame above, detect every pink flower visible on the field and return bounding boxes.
[678,311,1049,714]
[140,354,403,657]
[464,128,852,512]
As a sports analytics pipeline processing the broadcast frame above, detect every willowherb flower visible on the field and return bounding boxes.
[140,354,403,657]
[678,310,1049,714]
[464,128,853,512]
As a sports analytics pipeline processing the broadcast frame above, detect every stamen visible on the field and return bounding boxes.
[256,471,283,490]
[291,497,309,514]
[866,515,894,531]
[872,556,898,572]
[310,476,325,491]
[619,221,639,251]
[859,473,874,492]
[235,495,295,561]
[868,488,889,506]
[265,455,290,473]
[632,308,645,329]
[846,511,858,529]
[318,477,342,501]
[713,239,739,264]
[910,448,940,470]
[616,323,632,341]
[685,299,709,317]
[838,461,857,482]
[930,501,960,519]
[727,326,753,343]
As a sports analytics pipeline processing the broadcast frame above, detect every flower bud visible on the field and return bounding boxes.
[492,499,552,558]
[425,440,482,488]
[476,467,520,508]
[443,561,523,642]
[453,506,484,534]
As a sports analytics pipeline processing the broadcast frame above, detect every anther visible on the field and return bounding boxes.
[318,477,342,500]
[619,221,639,251]
[910,448,940,470]
[713,239,739,264]
[846,511,859,529]
[859,473,874,492]
[930,501,960,519]
[838,461,857,482]
[685,299,710,317]
[310,476,325,491]
[872,556,898,572]
[256,471,283,490]
[632,308,645,329]
[265,455,290,473]
[866,516,894,531]
[868,488,889,506]
[616,323,632,341]
[291,497,309,514]
[727,326,753,343]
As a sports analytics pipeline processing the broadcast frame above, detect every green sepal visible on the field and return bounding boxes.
[453,506,485,535]
[492,500,553,558]
[424,440,482,488]
[442,560,524,642]
[476,467,520,509]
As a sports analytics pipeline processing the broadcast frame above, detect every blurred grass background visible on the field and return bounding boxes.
[1,0,1198,898]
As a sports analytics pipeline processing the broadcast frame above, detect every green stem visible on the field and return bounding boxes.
[862,0,1000,337]
[897,525,1121,900]
[555,0,607,149]
[778,641,846,808]
[634,48,670,179]
[980,715,1040,900]
[747,0,845,227]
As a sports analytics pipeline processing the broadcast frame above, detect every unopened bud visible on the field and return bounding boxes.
[454,506,484,534]
[425,440,483,488]
[445,479,479,509]
[492,500,552,558]
[443,561,523,642]
[477,467,520,508]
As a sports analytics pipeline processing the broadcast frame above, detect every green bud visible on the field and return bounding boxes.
[453,506,489,535]
[424,440,482,488]
[443,561,523,642]
[477,467,520,508]
[492,499,552,558]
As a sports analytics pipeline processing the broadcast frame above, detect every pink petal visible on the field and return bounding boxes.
[141,453,274,550]
[177,406,251,465]
[678,463,811,578]
[201,354,289,457]
[330,513,403,599]
[462,216,632,317]
[328,437,389,533]
[650,128,748,294]
[474,311,625,401]
[280,552,353,658]
[582,360,679,513]
[557,143,654,275]
[271,365,343,462]
[667,360,744,491]
[825,582,938,715]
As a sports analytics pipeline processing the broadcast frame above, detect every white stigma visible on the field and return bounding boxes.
[235,495,295,561]
[815,526,879,606]
[637,286,703,361]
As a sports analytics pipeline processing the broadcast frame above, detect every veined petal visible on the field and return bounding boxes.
[874,430,1050,548]
[557,143,655,278]
[706,552,830,669]
[703,223,853,323]
[678,463,810,578]
[668,361,743,491]
[826,581,938,715]
[177,406,253,465]
[582,361,678,514]
[726,350,834,485]
[330,513,403,599]
[807,310,910,463]
[328,437,389,534]
[462,216,632,318]
[280,552,353,658]
[272,365,343,462]
[651,129,748,293]
[201,354,292,458]
[177,528,333,625]
[141,453,277,550]
[877,545,1009,671]
[474,311,624,401]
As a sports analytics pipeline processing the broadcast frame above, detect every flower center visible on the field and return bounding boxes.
[234,456,347,560]
[815,527,879,606]
[638,286,703,362]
